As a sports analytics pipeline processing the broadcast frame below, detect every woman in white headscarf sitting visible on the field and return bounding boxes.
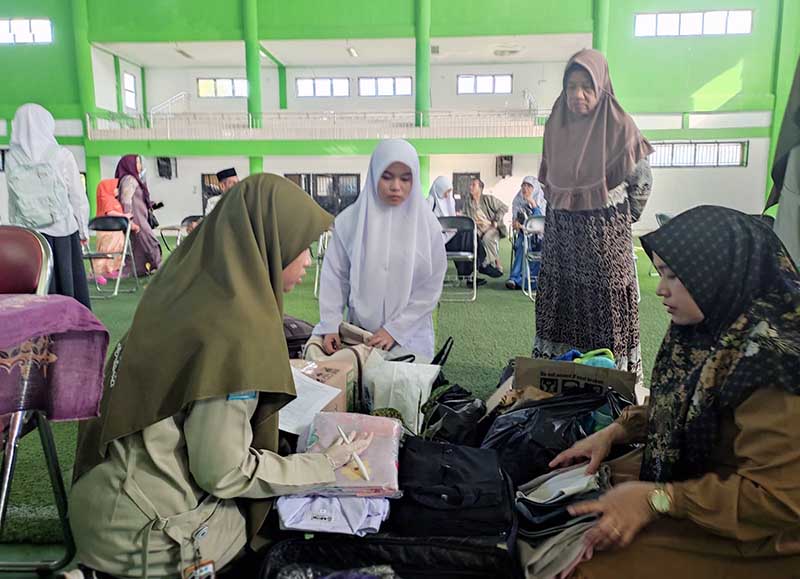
[314,139,448,359]
[506,175,546,291]
[428,175,488,286]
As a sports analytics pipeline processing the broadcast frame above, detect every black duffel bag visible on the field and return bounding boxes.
[387,437,516,539]
[260,534,519,579]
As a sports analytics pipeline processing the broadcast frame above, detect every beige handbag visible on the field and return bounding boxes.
[303,323,374,412]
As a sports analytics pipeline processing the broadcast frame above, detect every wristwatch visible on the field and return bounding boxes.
[647,484,672,515]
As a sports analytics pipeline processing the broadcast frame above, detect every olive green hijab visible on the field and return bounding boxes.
[74,174,332,534]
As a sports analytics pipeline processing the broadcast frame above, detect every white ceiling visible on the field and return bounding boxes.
[96,41,245,68]
[96,33,591,69]
[431,34,592,65]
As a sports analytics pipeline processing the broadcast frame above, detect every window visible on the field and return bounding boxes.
[457,74,512,95]
[284,173,312,194]
[358,76,412,97]
[296,77,350,98]
[635,10,752,37]
[197,78,248,98]
[311,174,361,215]
[648,141,748,168]
[0,18,52,44]
[123,72,137,110]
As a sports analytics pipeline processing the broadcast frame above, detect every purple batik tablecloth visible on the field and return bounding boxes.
[0,294,109,421]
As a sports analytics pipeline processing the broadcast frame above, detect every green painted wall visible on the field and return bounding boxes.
[87,0,243,42]
[0,0,81,119]
[259,0,413,39]
[83,0,593,42]
[606,0,780,113]
[432,0,593,36]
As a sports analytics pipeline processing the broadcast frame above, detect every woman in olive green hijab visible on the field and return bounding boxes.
[69,174,371,579]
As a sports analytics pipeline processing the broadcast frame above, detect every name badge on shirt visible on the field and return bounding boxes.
[183,561,215,579]
[227,391,257,401]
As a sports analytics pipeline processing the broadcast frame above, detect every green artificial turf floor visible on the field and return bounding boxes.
[1,240,669,546]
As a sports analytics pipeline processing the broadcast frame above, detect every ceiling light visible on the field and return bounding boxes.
[494,46,522,56]
[347,46,359,58]
[174,44,194,60]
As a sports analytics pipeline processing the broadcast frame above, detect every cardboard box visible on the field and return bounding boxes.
[290,359,356,412]
[513,357,636,402]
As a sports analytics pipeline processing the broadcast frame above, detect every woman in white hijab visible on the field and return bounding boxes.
[314,139,447,358]
[428,175,455,218]
[6,103,91,308]
[428,175,457,245]
[507,176,545,290]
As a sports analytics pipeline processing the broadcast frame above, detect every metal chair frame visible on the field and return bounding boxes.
[83,216,139,298]
[522,215,545,302]
[439,216,478,302]
[313,230,332,299]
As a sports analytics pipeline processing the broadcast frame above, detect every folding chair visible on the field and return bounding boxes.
[83,216,139,298]
[522,215,545,302]
[160,215,203,252]
[0,225,76,574]
[313,230,332,299]
[439,216,478,302]
[508,228,519,273]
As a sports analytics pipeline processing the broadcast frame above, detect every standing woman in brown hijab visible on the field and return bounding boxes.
[69,175,371,579]
[533,49,653,386]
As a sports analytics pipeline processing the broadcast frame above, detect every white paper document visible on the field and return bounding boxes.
[279,369,341,435]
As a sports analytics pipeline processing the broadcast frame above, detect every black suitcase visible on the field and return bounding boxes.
[260,534,520,579]
[283,315,313,359]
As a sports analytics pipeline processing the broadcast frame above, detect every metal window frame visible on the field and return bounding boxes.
[634,9,751,38]
[457,73,513,95]
[648,140,748,168]
[297,77,350,98]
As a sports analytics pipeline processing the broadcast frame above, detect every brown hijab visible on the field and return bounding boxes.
[74,174,332,537]
[540,49,653,211]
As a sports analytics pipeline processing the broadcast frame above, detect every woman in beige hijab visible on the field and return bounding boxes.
[69,174,370,579]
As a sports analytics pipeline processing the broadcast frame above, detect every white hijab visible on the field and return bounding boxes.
[10,104,58,162]
[428,175,455,218]
[514,175,547,214]
[334,139,443,332]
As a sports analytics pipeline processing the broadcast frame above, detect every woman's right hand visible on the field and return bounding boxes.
[322,334,341,355]
[323,432,373,469]
[549,423,624,474]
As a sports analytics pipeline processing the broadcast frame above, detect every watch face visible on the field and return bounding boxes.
[652,491,671,513]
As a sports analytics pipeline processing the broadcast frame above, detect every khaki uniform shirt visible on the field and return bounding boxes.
[70,395,335,578]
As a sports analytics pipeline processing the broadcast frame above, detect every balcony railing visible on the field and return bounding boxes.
[86,109,549,141]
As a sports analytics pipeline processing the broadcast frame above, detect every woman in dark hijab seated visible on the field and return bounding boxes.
[550,206,800,578]
[69,175,372,579]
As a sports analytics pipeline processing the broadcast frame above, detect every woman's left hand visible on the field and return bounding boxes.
[367,328,396,351]
[568,482,658,551]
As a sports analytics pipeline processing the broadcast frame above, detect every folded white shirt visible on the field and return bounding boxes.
[277,496,391,536]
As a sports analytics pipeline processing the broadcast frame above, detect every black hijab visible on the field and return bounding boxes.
[639,206,800,482]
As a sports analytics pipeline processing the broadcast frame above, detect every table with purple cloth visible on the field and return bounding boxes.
[0,294,108,423]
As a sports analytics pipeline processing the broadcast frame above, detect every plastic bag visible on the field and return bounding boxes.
[363,350,440,434]
[421,384,487,446]
[299,412,403,498]
[480,389,631,487]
